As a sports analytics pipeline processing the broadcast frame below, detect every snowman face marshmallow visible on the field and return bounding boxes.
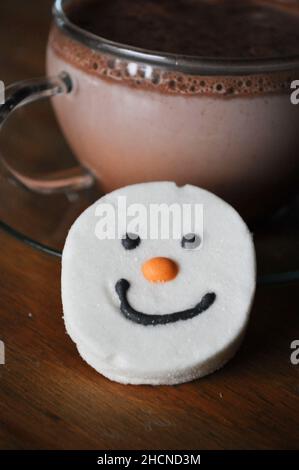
[62,182,256,385]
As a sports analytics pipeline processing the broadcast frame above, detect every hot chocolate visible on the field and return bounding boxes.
[47,0,299,218]
[68,0,299,59]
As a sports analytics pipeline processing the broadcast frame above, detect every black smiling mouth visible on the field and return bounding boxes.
[115,279,216,326]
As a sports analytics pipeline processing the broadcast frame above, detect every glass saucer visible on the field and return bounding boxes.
[0,97,102,257]
[0,161,101,257]
[0,97,298,285]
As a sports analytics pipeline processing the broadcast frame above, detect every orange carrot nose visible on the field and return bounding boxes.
[142,257,179,283]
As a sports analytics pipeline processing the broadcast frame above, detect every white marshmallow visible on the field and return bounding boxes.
[61,182,256,385]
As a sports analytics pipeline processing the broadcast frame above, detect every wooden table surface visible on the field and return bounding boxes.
[0,0,299,450]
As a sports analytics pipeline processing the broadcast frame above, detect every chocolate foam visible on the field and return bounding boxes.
[68,0,299,59]
[49,25,296,97]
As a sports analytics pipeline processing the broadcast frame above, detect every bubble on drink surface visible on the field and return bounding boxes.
[50,28,296,97]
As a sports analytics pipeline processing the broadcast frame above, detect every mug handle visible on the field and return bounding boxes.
[0,72,94,193]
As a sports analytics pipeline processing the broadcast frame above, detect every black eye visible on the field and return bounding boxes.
[181,233,201,249]
[122,233,141,250]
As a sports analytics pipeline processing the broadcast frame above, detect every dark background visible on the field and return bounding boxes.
[1,1,53,84]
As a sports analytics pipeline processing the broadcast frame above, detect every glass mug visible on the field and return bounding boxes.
[1,0,299,219]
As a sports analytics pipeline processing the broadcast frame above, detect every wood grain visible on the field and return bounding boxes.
[0,229,299,450]
[0,0,298,450]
